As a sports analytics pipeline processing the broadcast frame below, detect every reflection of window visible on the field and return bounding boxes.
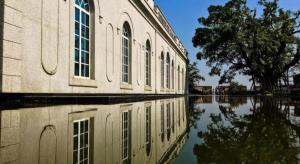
[145,106,151,156]
[161,103,165,142]
[178,100,181,127]
[161,52,164,88]
[172,102,175,133]
[74,0,91,78]
[122,22,132,84]
[167,103,171,140]
[145,40,151,86]
[73,119,90,164]
[122,111,131,164]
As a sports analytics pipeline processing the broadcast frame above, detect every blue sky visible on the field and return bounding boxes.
[155,0,300,88]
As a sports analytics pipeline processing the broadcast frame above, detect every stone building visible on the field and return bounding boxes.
[0,0,188,94]
[0,98,187,163]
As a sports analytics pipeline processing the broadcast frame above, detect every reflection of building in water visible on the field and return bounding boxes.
[193,96,213,104]
[0,98,187,164]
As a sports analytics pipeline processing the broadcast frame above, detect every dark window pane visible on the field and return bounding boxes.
[73,136,78,150]
[80,122,84,133]
[75,63,79,76]
[81,64,85,77]
[80,134,84,147]
[75,22,80,35]
[80,149,84,161]
[85,66,89,78]
[75,8,80,21]
[75,49,79,62]
[84,132,89,145]
[84,120,89,132]
[75,0,80,6]
[74,122,78,135]
[81,12,86,24]
[81,51,85,63]
[73,150,78,163]
[86,53,89,64]
[84,147,88,158]
[75,35,80,48]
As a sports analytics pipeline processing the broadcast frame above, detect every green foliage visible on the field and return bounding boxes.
[193,0,300,91]
[228,81,246,94]
[188,62,205,92]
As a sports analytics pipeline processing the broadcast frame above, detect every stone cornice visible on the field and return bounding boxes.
[129,0,188,60]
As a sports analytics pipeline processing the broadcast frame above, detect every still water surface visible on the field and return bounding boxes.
[1,96,300,163]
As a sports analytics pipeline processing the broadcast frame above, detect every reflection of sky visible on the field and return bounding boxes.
[155,0,300,89]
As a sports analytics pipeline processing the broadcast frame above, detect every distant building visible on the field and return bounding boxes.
[193,86,213,95]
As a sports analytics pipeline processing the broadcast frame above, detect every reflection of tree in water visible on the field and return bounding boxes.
[193,97,300,164]
[216,96,247,108]
[187,97,205,132]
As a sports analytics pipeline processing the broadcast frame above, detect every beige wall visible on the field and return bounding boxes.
[0,97,187,164]
[0,0,188,94]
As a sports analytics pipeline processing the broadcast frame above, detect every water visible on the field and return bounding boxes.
[0,96,299,164]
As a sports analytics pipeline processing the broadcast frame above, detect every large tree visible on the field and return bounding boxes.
[193,0,300,92]
[188,62,205,92]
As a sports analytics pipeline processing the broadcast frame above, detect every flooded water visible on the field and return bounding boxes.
[0,96,300,164]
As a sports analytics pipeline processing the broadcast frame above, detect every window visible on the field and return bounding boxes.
[122,22,132,84]
[160,103,165,142]
[122,111,131,164]
[73,119,90,164]
[178,66,180,91]
[145,40,151,86]
[145,106,151,156]
[161,52,164,88]
[74,0,90,78]
[172,61,174,89]
[166,53,170,89]
[166,103,171,141]
[182,69,185,92]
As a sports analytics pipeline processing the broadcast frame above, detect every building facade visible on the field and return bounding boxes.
[0,0,188,94]
[0,97,187,163]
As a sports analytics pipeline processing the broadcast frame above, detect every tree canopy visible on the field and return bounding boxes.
[193,0,300,92]
[188,62,205,92]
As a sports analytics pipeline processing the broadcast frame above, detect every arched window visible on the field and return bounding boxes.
[145,40,151,86]
[172,60,174,89]
[166,53,170,89]
[182,68,185,92]
[178,66,180,91]
[122,22,132,84]
[161,52,164,88]
[145,106,151,156]
[74,0,91,78]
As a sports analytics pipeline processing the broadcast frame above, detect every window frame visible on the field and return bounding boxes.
[74,0,91,79]
[121,22,132,84]
[73,118,90,164]
[161,52,165,89]
[166,53,170,89]
[145,40,151,87]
